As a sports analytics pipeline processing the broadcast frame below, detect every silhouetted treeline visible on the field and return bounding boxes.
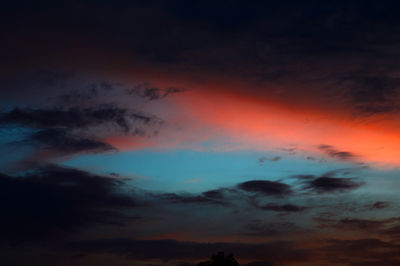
[197,252,239,266]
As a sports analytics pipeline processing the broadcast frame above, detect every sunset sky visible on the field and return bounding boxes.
[2,1,400,265]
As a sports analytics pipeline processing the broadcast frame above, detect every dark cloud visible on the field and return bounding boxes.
[323,166,369,177]
[2,1,400,102]
[201,189,226,199]
[68,238,310,264]
[237,180,292,197]
[159,191,228,206]
[258,156,281,165]
[256,203,306,212]
[321,238,400,266]
[371,201,389,209]
[56,88,100,104]
[318,144,357,161]
[304,176,364,193]
[319,218,388,231]
[125,83,185,101]
[281,147,297,155]
[292,167,367,194]
[25,129,115,156]
[55,80,185,104]
[53,80,132,105]
[0,106,160,134]
[328,238,386,252]
[291,174,315,180]
[341,75,400,115]
[0,165,138,243]
[315,216,400,236]
[242,220,301,237]
[0,105,161,159]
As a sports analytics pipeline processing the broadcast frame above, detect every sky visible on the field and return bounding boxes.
[2,1,400,265]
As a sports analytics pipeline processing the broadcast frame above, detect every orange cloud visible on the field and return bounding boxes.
[160,86,400,166]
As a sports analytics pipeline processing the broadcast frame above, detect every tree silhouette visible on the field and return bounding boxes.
[197,252,239,266]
